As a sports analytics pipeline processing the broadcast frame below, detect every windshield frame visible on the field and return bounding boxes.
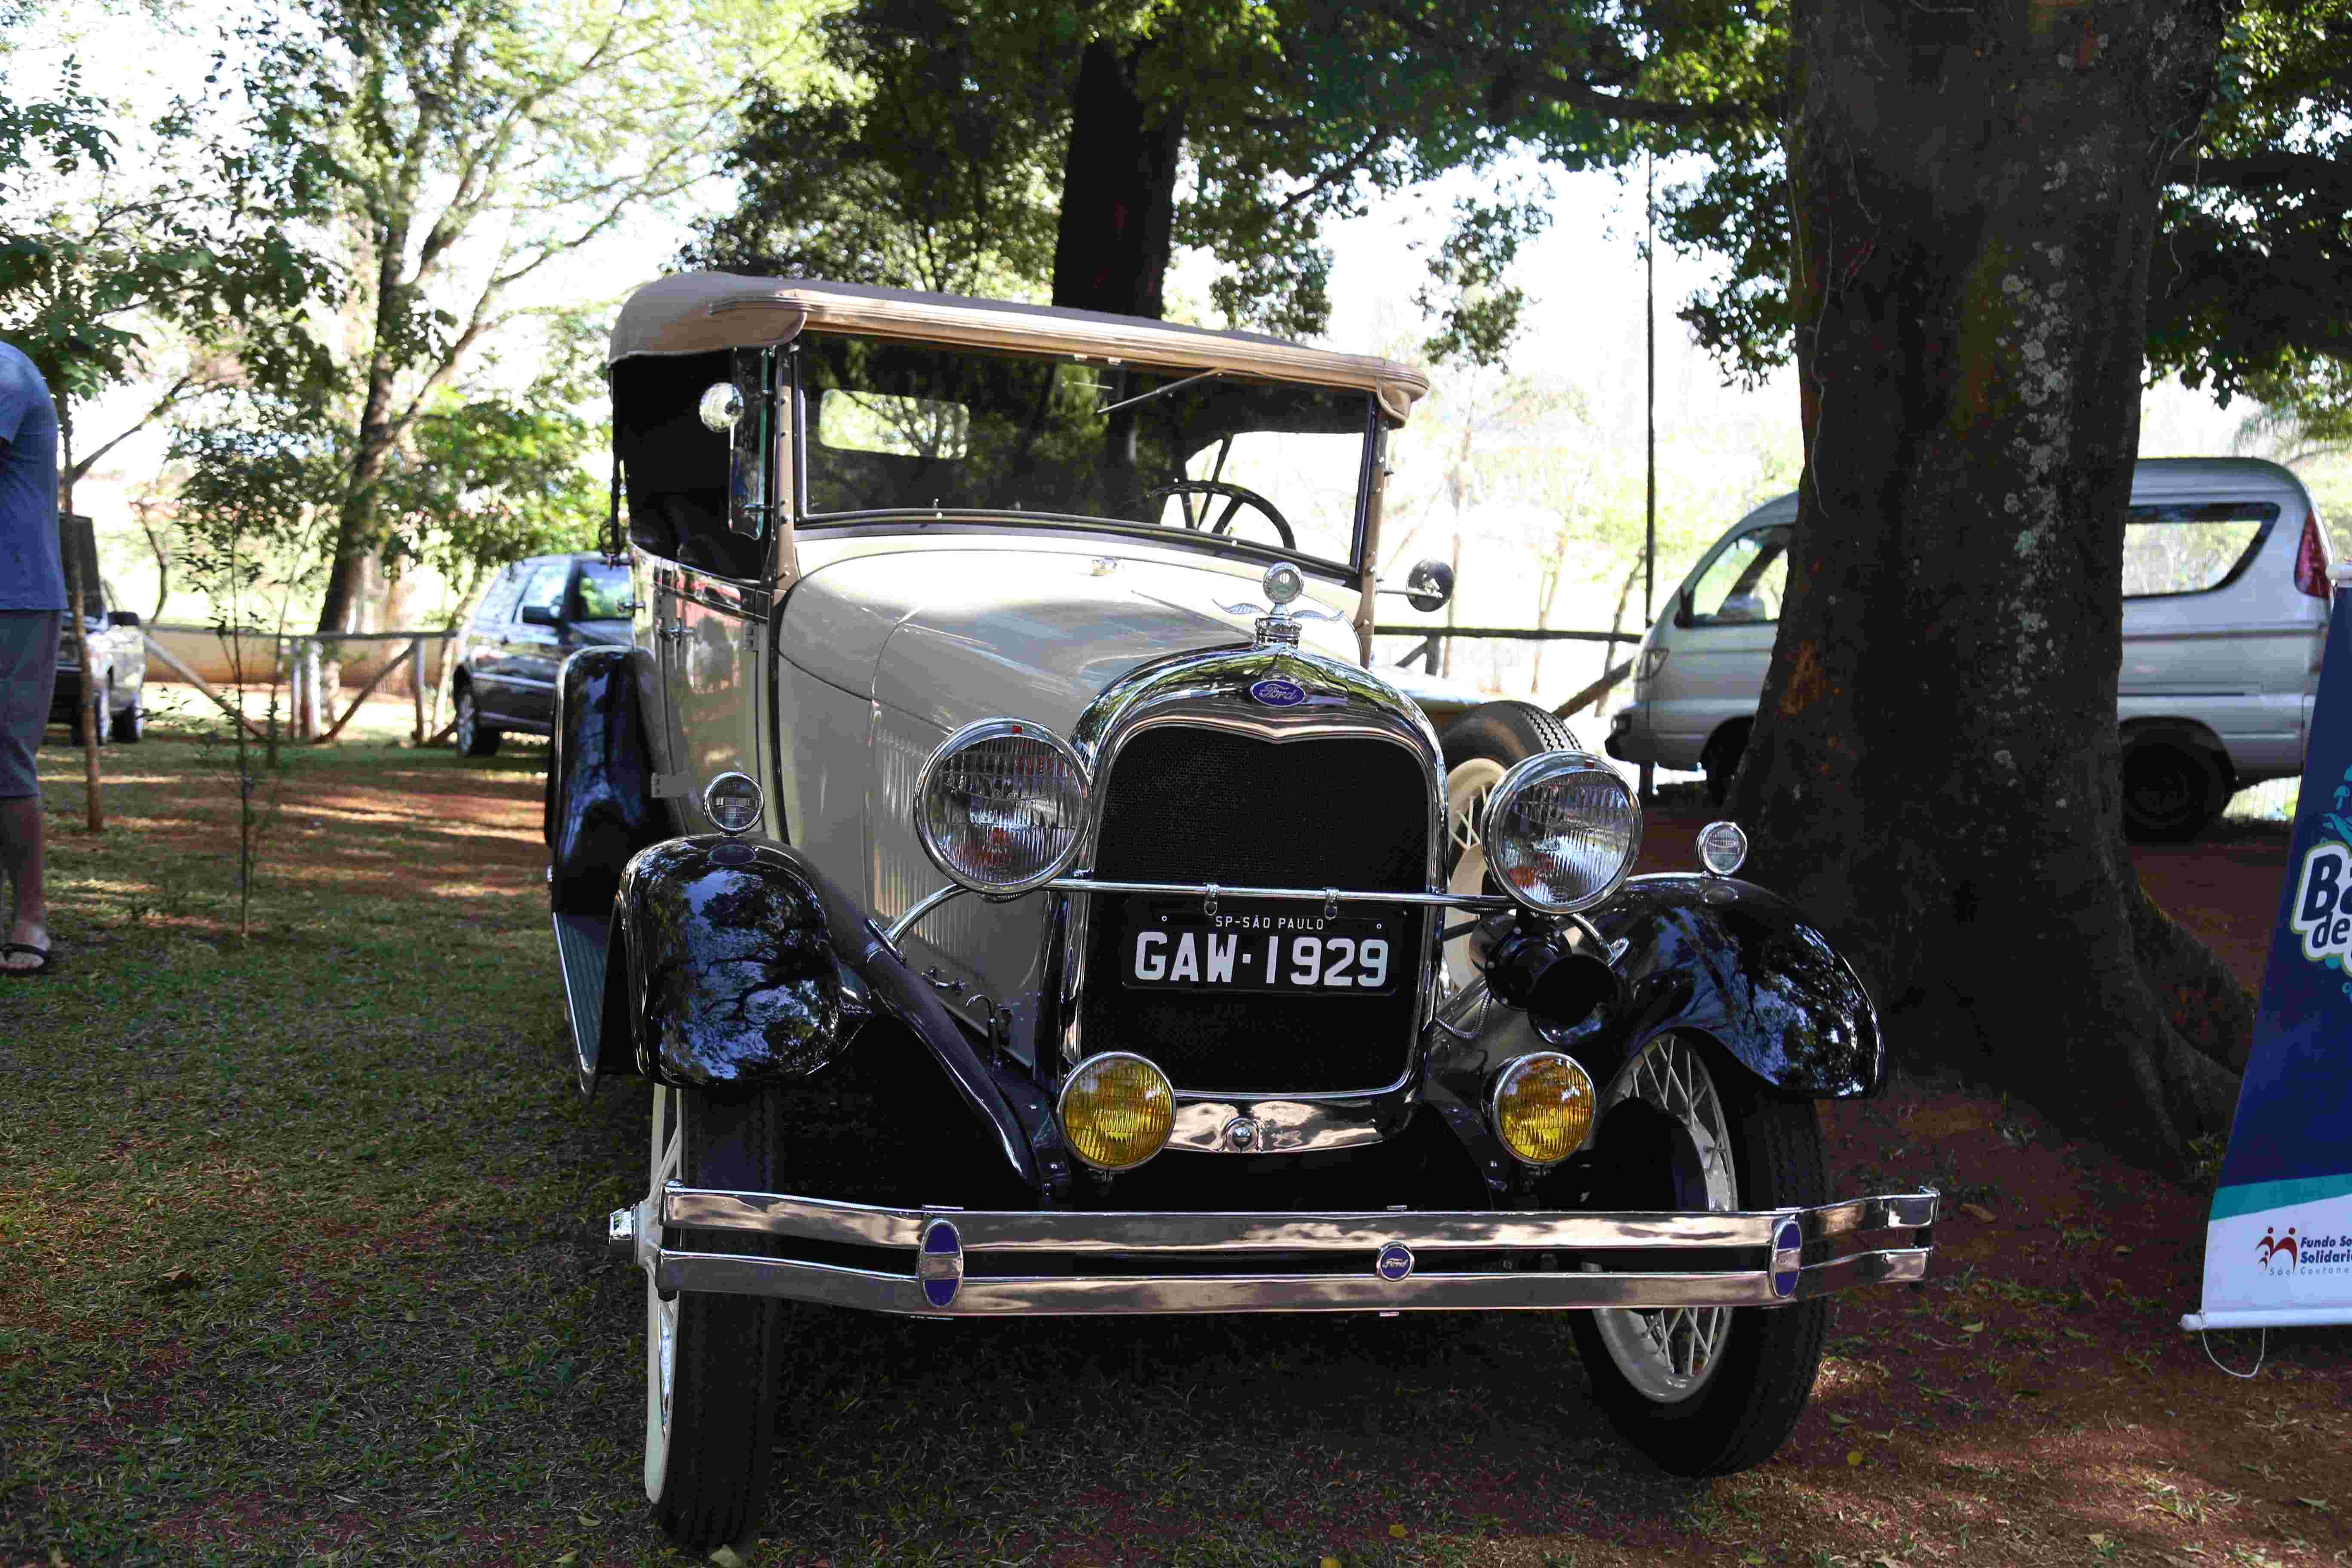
[785,331,1382,584]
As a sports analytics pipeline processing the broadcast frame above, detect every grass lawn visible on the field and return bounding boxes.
[5,698,2351,1567]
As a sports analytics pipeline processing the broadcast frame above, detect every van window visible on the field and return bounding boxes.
[1687,527,1791,625]
[2122,503,2278,597]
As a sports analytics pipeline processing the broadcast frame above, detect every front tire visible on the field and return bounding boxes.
[1568,1033,1829,1476]
[70,677,112,749]
[112,693,145,743]
[643,1082,786,1549]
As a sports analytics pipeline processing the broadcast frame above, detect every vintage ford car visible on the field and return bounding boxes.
[546,273,1937,1546]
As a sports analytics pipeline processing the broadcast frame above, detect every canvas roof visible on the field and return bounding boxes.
[608,273,1430,426]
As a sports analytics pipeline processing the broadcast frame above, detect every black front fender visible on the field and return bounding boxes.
[613,839,844,1088]
[608,837,1047,1200]
[1428,873,1883,1127]
[1584,873,1884,1096]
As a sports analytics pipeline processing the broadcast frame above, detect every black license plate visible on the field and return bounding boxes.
[1118,899,1407,995]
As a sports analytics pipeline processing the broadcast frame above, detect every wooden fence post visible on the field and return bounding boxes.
[301,638,325,740]
[409,637,426,745]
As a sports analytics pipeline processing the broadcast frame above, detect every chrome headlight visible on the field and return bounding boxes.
[915,718,1090,895]
[1482,751,1642,914]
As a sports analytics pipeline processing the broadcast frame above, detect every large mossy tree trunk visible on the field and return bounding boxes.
[1050,40,1184,318]
[1729,0,2246,1173]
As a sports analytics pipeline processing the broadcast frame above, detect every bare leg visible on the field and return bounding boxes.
[0,793,46,968]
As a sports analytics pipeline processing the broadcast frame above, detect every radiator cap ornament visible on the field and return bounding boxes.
[1253,560,1306,650]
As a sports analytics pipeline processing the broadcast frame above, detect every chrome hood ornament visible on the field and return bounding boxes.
[1256,562,1306,648]
[1222,561,1343,651]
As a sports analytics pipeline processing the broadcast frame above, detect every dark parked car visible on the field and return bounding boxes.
[448,552,633,755]
[546,274,1939,1547]
[49,515,146,746]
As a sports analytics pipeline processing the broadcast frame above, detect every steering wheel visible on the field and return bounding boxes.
[1145,479,1296,551]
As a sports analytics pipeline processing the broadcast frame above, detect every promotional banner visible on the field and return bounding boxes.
[2186,565,2352,1332]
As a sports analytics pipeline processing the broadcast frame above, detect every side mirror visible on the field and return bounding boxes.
[107,610,141,628]
[520,604,561,627]
[1404,559,1455,614]
[725,346,772,541]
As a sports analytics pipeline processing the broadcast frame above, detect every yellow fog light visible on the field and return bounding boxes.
[1489,1052,1597,1167]
[1057,1053,1175,1172]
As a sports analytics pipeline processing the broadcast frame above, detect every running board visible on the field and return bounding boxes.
[552,909,609,1074]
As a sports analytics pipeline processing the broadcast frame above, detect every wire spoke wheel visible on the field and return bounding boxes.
[643,1085,683,1492]
[637,1082,785,1547]
[1591,1035,1739,1402]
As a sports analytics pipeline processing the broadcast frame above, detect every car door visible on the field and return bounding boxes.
[463,564,528,719]
[2117,497,2288,773]
[505,557,574,731]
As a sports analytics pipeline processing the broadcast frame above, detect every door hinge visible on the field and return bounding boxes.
[650,772,690,799]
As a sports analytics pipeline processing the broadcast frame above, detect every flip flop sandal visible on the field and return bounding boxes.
[0,942,55,977]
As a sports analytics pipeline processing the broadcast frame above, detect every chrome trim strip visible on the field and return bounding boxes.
[1051,876,1513,910]
[650,562,773,620]
[660,1184,1940,1253]
[653,1244,1931,1315]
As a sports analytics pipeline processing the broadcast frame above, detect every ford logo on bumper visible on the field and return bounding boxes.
[1249,677,1306,707]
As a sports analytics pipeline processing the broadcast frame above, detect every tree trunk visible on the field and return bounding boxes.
[135,503,172,622]
[315,378,398,636]
[1050,40,1184,318]
[1730,0,2242,1175]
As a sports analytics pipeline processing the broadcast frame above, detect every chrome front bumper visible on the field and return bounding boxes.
[609,1186,1937,1316]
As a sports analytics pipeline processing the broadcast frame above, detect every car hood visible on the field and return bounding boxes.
[779,542,1373,736]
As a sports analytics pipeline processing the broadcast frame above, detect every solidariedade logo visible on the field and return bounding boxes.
[2257,1226,2352,1275]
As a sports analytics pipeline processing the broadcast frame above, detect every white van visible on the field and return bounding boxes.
[1605,458,2336,840]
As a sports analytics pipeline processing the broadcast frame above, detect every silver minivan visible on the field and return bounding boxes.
[1606,458,2336,839]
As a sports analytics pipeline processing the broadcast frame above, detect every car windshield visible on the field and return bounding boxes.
[796,334,1375,573]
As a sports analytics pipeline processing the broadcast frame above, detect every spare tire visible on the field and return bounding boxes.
[1437,701,1577,987]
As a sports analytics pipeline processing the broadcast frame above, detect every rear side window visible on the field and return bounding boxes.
[473,566,525,628]
[2122,502,2278,598]
[1686,527,1791,625]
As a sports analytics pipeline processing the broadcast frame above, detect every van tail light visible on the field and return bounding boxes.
[2294,510,2333,600]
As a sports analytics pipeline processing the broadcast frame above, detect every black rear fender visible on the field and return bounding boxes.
[548,644,665,916]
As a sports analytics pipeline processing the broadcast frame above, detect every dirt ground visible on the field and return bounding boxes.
[7,717,2345,1567]
[1614,804,2346,1568]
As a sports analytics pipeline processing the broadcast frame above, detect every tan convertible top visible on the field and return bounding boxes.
[609,272,1430,426]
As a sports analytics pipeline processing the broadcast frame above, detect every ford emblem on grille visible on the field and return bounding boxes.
[1375,1241,1414,1283]
[1249,677,1307,707]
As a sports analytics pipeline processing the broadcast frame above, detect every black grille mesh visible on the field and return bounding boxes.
[1081,726,1431,1092]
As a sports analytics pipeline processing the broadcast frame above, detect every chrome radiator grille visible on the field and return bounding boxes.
[1078,725,1432,1093]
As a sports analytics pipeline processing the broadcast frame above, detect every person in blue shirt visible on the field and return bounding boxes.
[0,340,63,974]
